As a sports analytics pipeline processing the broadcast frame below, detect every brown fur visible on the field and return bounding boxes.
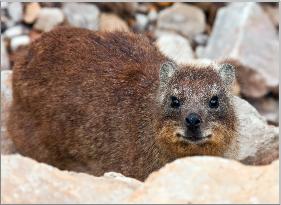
[8,27,238,181]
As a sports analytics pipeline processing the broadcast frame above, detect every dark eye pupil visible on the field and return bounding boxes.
[171,96,180,108]
[209,96,219,108]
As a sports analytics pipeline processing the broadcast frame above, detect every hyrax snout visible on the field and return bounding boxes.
[8,27,238,181]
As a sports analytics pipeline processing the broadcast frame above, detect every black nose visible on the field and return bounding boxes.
[185,113,201,127]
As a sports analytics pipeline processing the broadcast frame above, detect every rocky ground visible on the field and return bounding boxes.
[1,2,279,204]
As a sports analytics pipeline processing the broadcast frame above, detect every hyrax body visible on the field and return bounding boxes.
[8,27,238,181]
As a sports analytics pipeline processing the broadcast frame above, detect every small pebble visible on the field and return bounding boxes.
[3,25,26,39]
[10,35,30,51]
[135,13,149,31]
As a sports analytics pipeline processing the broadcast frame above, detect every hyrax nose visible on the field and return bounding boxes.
[185,113,201,127]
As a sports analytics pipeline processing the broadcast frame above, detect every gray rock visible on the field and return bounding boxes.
[1,2,8,9]
[34,8,64,32]
[157,3,206,39]
[7,2,23,23]
[10,35,30,51]
[63,3,100,30]
[193,33,208,46]
[247,97,279,125]
[1,71,16,154]
[195,46,205,58]
[135,14,149,31]
[156,33,194,64]
[1,38,10,70]
[232,96,279,164]
[200,3,279,98]
[1,15,16,30]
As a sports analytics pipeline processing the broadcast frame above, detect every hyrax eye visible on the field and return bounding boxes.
[170,96,180,108]
[209,96,219,109]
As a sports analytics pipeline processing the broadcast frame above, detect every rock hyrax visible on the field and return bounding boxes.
[8,27,238,181]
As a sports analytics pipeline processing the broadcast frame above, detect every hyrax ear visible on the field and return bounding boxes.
[160,61,177,87]
[218,64,235,88]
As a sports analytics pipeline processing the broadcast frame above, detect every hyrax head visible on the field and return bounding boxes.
[156,61,237,157]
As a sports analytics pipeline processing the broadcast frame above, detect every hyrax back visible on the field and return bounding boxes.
[8,27,238,181]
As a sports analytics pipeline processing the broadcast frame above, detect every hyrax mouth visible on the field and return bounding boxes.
[174,129,212,144]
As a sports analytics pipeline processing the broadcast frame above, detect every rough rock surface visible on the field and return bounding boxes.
[200,2,279,98]
[99,13,129,32]
[1,71,16,154]
[233,96,279,165]
[63,3,100,31]
[247,97,279,125]
[157,3,206,39]
[1,37,10,70]
[1,154,142,204]
[156,33,194,64]
[34,8,64,32]
[1,154,278,204]
[126,157,279,204]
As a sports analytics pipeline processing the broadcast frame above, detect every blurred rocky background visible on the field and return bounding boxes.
[1,2,279,204]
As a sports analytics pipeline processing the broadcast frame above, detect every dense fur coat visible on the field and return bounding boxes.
[8,27,238,181]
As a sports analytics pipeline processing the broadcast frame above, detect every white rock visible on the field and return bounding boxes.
[34,8,64,32]
[1,2,8,9]
[7,2,23,22]
[63,3,100,30]
[135,14,149,31]
[157,3,206,38]
[1,71,16,154]
[195,46,205,58]
[156,33,194,64]
[1,38,10,70]
[3,25,26,39]
[10,35,30,51]
[200,2,279,98]
[233,96,279,164]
